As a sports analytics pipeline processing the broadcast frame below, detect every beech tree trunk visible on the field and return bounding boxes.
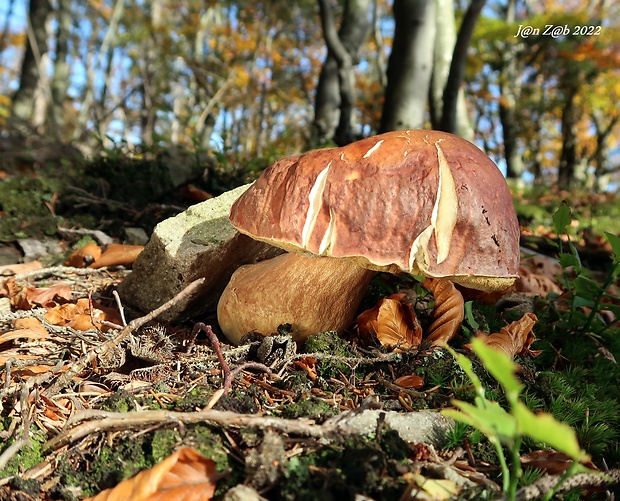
[429,0,473,140]
[438,0,485,134]
[498,0,524,181]
[48,0,71,136]
[379,0,436,132]
[311,0,372,147]
[11,0,52,123]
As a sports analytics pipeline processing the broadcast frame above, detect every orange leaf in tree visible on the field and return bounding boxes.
[65,241,102,268]
[89,244,144,268]
[394,374,425,389]
[467,312,540,361]
[85,447,219,501]
[423,279,464,347]
[356,293,422,349]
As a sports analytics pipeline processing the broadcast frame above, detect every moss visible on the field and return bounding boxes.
[280,434,407,500]
[0,429,47,477]
[280,397,338,422]
[0,176,61,241]
[99,390,136,413]
[303,331,358,380]
[174,387,214,411]
[151,428,182,462]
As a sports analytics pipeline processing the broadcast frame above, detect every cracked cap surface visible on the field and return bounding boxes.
[229,129,520,291]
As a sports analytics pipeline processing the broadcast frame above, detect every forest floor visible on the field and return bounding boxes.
[0,154,619,500]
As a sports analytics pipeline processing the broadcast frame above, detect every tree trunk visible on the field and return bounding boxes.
[439,0,485,134]
[48,0,71,137]
[498,0,524,180]
[11,0,52,123]
[429,0,473,140]
[558,85,579,190]
[380,0,436,132]
[311,0,372,147]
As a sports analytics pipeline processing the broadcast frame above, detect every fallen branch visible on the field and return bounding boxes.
[46,408,335,452]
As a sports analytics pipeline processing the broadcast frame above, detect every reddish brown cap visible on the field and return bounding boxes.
[229,130,520,291]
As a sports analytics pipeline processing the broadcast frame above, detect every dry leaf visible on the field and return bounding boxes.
[423,279,464,347]
[515,266,562,296]
[521,449,597,475]
[5,279,72,310]
[394,374,424,389]
[0,317,50,344]
[85,447,219,501]
[0,260,44,276]
[45,298,122,331]
[89,244,144,268]
[468,312,540,360]
[356,293,422,349]
[65,242,102,268]
[293,357,318,381]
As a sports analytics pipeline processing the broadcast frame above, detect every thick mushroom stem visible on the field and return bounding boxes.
[217,253,376,344]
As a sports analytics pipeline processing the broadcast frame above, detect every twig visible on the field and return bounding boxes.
[56,227,114,246]
[112,290,127,326]
[511,469,620,501]
[41,279,205,398]
[193,323,272,408]
[13,266,114,281]
[45,407,346,452]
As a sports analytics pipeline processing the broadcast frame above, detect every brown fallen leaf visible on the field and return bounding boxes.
[394,374,425,389]
[45,298,122,331]
[89,244,144,268]
[5,278,72,310]
[85,447,219,501]
[356,293,422,349]
[521,449,597,475]
[423,279,464,347]
[467,312,540,360]
[65,241,102,268]
[0,260,44,276]
[293,357,318,381]
[0,317,50,344]
[515,266,562,296]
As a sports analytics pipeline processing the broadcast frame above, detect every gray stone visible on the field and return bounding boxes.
[336,409,454,447]
[117,184,282,323]
[124,227,149,246]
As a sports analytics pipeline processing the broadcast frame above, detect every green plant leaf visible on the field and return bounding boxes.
[445,347,485,399]
[512,401,589,462]
[559,253,580,270]
[606,232,620,264]
[443,400,517,444]
[572,296,595,309]
[553,203,572,235]
[470,338,523,405]
[573,276,602,297]
[464,301,480,330]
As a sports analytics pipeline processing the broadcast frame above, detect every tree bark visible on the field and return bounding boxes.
[557,84,578,190]
[11,0,52,123]
[439,0,486,134]
[48,0,72,136]
[429,0,473,140]
[498,0,524,180]
[311,0,372,147]
[380,0,436,132]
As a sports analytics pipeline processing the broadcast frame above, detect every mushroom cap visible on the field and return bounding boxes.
[229,129,520,291]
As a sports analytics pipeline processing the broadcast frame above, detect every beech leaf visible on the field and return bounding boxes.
[85,447,219,501]
[423,279,464,346]
[356,293,422,349]
[467,312,540,361]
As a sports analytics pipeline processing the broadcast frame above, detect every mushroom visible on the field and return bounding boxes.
[217,130,520,344]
